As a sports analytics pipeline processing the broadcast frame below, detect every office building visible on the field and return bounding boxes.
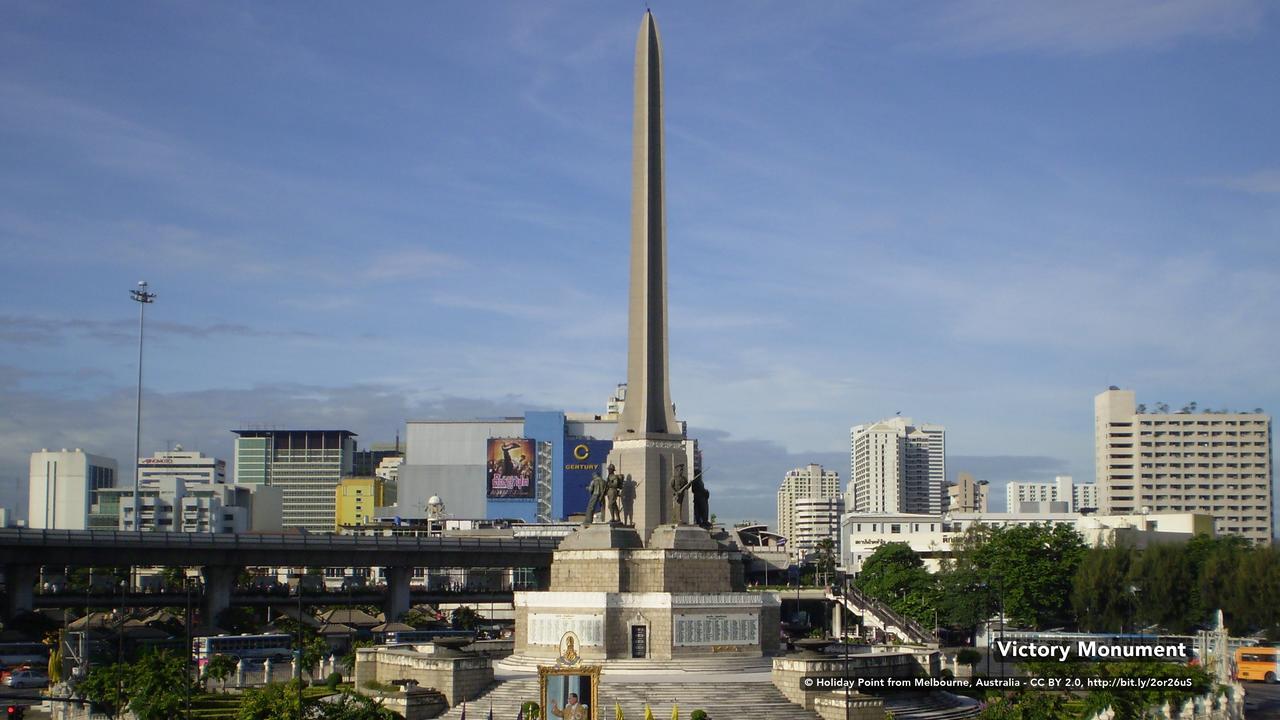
[1095,388,1272,543]
[842,511,1213,573]
[335,477,386,529]
[111,478,281,533]
[28,449,118,530]
[776,463,840,562]
[232,430,357,532]
[849,417,945,515]
[137,447,226,485]
[945,472,989,513]
[1006,475,1099,513]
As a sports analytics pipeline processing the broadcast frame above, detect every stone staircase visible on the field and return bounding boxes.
[437,678,820,719]
[437,679,981,719]
[881,691,982,719]
[829,587,935,645]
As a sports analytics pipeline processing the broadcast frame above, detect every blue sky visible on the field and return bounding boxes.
[1,1,1277,527]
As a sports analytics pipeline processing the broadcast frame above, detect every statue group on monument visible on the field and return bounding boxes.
[584,464,630,525]
[671,463,711,528]
[585,461,705,527]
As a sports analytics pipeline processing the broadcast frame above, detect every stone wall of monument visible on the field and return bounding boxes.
[354,646,493,707]
[550,549,737,593]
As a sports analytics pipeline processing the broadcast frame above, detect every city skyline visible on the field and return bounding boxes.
[2,2,1278,529]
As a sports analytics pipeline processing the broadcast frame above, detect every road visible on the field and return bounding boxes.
[0,687,51,718]
[1245,681,1280,719]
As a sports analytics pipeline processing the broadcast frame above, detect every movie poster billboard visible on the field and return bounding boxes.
[487,438,536,499]
[562,439,613,516]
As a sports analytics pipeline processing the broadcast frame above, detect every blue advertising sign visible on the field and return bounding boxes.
[562,438,613,517]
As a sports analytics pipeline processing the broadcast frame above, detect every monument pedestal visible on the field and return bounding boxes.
[511,524,780,666]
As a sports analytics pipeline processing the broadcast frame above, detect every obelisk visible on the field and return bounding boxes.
[608,11,688,542]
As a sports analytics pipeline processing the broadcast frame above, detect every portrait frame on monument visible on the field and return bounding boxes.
[539,664,600,720]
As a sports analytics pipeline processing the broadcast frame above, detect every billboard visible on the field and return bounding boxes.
[487,438,536,499]
[562,438,613,517]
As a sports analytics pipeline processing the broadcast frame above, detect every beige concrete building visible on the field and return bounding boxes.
[1095,388,1273,543]
[849,417,945,514]
[945,472,988,512]
[1006,475,1098,513]
[776,463,840,561]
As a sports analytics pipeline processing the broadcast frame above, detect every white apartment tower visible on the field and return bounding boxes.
[850,417,945,515]
[1006,476,1099,513]
[28,449,118,530]
[776,463,841,562]
[1095,388,1272,543]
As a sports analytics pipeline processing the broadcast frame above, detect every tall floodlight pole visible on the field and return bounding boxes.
[130,281,156,533]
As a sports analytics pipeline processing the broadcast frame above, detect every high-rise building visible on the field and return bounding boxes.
[1006,475,1099,513]
[946,472,989,513]
[137,447,226,485]
[28,449,118,530]
[849,417,945,515]
[776,463,841,561]
[793,496,845,563]
[1095,388,1273,543]
[232,430,357,532]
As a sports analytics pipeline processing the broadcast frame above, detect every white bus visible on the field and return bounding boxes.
[193,634,293,667]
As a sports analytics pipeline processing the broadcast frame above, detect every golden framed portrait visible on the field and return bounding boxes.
[539,664,600,720]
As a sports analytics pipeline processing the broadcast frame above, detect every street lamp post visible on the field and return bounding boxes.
[185,576,192,720]
[129,281,156,531]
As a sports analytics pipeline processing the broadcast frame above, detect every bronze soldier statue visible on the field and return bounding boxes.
[671,463,692,525]
[605,464,623,523]
[691,469,710,528]
[584,469,607,526]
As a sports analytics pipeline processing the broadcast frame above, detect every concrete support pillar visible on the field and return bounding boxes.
[831,599,843,639]
[384,566,411,622]
[4,564,37,619]
[202,565,238,626]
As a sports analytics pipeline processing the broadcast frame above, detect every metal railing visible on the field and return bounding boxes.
[832,585,933,643]
[0,527,563,553]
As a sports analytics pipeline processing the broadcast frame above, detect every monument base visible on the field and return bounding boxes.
[512,590,780,664]
[512,523,778,666]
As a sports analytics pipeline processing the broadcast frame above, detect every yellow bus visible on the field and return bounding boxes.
[1235,646,1280,683]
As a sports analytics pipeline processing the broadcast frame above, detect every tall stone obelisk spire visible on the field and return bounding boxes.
[620,10,679,439]
[609,11,688,542]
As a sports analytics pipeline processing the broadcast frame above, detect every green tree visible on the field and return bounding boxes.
[126,650,194,720]
[159,566,187,590]
[854,542,937,625]
[238,681,301,720]
[341,639,375,674]
[1128,541,1199,632]
[80,663,130,718]
[401,607,438,629]
[301,635,329,681]
[1071,544,1133,632]
[238,682,400,720]
[962,524,1085,629]
[450,605,483,630]
[204,653,238,692]
[313,692,400,719]
[812,538,837,587]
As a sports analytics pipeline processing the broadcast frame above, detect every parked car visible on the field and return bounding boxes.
[6,669,48,688]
